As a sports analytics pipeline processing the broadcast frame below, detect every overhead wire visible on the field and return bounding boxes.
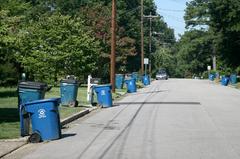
[158,8,184,12]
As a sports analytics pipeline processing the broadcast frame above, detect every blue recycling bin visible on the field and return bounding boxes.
[18,81,48,137]
[18,81,47,107]
[115,74,124,89]
[94,85,112,108]
[142,75,150,86]
[132,72,139,81]
[209,74,215,81]
[221,76,230,86]
[60,79,78,106]
[230,74,237,84]
[125,78,137,93]
[20,98,61,141]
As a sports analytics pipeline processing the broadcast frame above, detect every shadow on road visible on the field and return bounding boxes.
[61,133,76,139]
[129,90,169,96]
[114,101,201,106]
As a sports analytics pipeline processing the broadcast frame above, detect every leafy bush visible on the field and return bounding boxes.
[16,13,101,84]
[0,63,18,86]
[202,71,209,79]
[235,66,240,75]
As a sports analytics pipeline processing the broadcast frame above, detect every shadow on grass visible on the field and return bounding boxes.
[0,90,17,98]
[0,108,19,123]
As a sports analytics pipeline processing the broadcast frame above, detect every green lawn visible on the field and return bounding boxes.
[235,82,240,89]
[0,86,89,139]
[0,87,20,139]
[0,86,127,139]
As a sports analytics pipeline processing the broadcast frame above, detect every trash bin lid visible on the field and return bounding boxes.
[125,78,134,81]
[18,81,47,90]
[90,78,101,84]
[60,79,78,84]
[24,98,61,106]
[94,84,112,88]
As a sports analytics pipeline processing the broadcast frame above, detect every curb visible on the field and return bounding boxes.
[0,142,28,159]
[61,107,98,126]
[0,107,98,158]
[0,90,128,158]
[0,137,28,142]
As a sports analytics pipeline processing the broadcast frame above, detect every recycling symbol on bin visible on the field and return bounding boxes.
[129,81,132,85]
[38,109,46,119]
[101,90,106,96]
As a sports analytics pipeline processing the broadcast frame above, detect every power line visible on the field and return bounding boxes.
[158,8,184,12]
[159,11,185,23]
[118,6,141,16]
[168,0,187,6]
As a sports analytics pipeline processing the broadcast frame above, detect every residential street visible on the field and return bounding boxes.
[4,79,240,159]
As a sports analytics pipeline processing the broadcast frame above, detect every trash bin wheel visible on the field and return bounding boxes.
[91,102,97,106]
[28,132,41,143]
[69,100,78,107]
[97,104,103,108]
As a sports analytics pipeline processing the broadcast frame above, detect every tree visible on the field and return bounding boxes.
[183,0,240,74]
[16,13,101,83]
[174,30,212,78]
[0,0,30,85]
[153,46,175,76]
[209,0,240,68]
[0,0,175,85]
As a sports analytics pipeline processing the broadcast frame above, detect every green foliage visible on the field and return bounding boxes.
[0,1,30,85]
[0,63,18,86]
[0,0,175,85]
[180,0,240,77]
[153,47,175,76]
[174,30,212,77]
[15,13,100,84]
[202,71,209,79]
[235,66,240,75]
[209,0,240,68]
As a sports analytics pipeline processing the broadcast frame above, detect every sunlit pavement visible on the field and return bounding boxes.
[6,79,240,159]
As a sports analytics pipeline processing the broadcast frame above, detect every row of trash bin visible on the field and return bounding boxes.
[115,73,150,89]
[209,73,238,86]
[18,73,151,143]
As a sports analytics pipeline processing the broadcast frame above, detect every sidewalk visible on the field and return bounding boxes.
[0,86,128,158]
[0,139,27,158]
[0,107,97,158]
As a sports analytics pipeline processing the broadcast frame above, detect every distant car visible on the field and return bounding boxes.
[156,69,168,80]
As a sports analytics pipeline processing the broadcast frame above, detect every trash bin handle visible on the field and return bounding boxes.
[19,104,25,112]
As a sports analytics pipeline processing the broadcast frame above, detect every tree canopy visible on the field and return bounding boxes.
[0,0,175,85]
[173,0,240,78]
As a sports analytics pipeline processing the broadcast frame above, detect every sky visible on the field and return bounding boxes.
[154,0,190,39]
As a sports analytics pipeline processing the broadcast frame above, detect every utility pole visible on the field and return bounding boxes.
[149,12,153,75]
[110,0,116,92]
[213,46,217,71]
[141,0,144,75]
[144,13,159,75]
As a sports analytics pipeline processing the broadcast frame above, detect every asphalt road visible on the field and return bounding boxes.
[5,79,240,159]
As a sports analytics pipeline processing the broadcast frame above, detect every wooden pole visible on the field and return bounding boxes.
[141,0,144,75]
[110,0,116,92]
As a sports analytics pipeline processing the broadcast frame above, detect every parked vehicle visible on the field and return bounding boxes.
[156,69,168,80]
